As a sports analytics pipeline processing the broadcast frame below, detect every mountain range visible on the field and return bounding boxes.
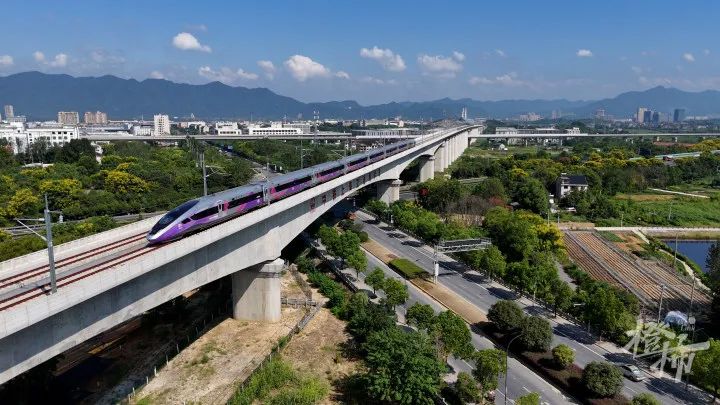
[1,71,719,121]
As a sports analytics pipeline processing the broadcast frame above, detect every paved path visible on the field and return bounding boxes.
[648,188,710,198]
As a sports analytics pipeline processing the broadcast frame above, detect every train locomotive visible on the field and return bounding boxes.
[146,139,416,243]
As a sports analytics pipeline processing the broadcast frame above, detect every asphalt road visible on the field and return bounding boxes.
[361,252,573,404]
[353,210,710,405]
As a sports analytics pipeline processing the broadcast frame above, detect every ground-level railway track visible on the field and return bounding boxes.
[564,231,710,312]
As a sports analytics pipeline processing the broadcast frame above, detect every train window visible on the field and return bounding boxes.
[275,175,312,192]
[319,165,343,176]
[228,192,263,209]
[370,152,383,159]
[387,147,397,153]
[348,157,365,166]
[190,206,219,220]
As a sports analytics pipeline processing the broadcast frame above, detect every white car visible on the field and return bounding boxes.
[620,364,645,382]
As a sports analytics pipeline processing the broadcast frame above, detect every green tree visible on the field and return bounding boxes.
[516,392,541,405]
[512,177,549,215]
[365,267,386,293]
[366,199,389,217]
[347,249,367,278]
[519,316,553,352]
[406,302,436,331]
[363,328,445,404]
[488,300,525,333]
[454,371,480,404]
[347,299,396,342]
[39,178,82,210]
[475,245,506,279]
[631,393,661,405]
[473,177,508,201]
[3,188,41,219]
[417,178,468,213]
[382,278,409,310]
[707,240,720,289]
[549,279,575,316]
[434,311,474,361]
[692,338,720,400]
[104,170,150,194]
[472,349,507,395]
[551,344,575,368]
[582,361,623,398]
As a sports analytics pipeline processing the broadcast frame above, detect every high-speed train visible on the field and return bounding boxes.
[146,139,416,243]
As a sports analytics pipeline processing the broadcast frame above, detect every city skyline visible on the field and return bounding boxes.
[0,0,719,104]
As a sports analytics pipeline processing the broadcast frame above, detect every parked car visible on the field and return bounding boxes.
[619,364,645,381]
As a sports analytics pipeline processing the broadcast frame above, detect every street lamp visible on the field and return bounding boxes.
[504,332,524,405]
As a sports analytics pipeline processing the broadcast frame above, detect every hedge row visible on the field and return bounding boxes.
[389,258,428,279]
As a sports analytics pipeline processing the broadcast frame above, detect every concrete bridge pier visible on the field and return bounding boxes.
[377,179,402,204]
[434,145,446,172]
[418,156,435,182]
[231,258,284,322]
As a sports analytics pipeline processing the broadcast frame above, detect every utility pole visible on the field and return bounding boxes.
[201,150,208,196]
[657,285,666,323]
[15,194,58,294]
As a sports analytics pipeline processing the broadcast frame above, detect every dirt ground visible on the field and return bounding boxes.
[281,308,360,404]
[131,272,307,405]
[412,279,487,324]
[613,231,646,253]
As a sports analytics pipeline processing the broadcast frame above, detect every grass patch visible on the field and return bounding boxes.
[389,258,427,279]
[228,356,328,405]
[598,231,623,243]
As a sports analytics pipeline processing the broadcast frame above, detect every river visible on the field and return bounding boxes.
[662,240,717,272]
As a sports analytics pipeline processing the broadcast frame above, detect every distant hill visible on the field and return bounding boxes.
[576,86,720,117]
[1,72,719,120]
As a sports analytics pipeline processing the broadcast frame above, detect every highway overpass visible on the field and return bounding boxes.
[0,125,480,384]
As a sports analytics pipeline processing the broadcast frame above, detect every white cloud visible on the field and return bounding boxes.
[149,70,165,79]
[452,51,465,62]
[703,49,711,56]
[417,54,463,77]
[51,53,68,67]
[576,49,593,57]
[335,71,350,79]
[198,66,259,83]
[0,55,13,66]
[495,49,506,57]
[283,55,330,81]
[172,32,211,52]
[361,76,397,85]
[34,51,68,67]
[468,76,493,85]
[186,24,207,32]
[359,46,406,72]
[257,60,276,79]
[631,66,643,74]
[469,72,524,87]
[90,50,125,65]
[683,53,695,62]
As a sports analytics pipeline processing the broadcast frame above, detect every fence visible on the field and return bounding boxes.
[116,299,233,404]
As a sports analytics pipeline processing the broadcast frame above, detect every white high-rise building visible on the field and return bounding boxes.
[58,111,79,125]
[461,107,468,120]
[636,107,647,123]
[4,105,14,119]
[153,114,170,135]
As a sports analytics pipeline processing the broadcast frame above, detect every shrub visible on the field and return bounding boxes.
[582,361,623,398]
[519,316,553,352]
[487,300,524,332]
[516,392,540,405]
[551,344,575,368]
[454,371,480,404]
[631,393,660,405]
[389,258,427,279]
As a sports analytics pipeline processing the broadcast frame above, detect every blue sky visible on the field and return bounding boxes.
[1,0,719,104]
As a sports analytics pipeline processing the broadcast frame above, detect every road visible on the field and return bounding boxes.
[360,252,573,404]
[353,209,710,404]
